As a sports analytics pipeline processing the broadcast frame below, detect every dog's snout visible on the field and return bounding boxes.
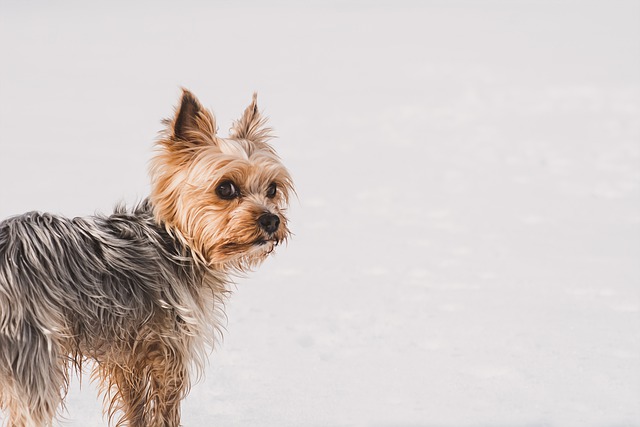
[258,213,280,234]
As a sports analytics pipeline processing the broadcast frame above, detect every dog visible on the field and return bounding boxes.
[0,89,292,426]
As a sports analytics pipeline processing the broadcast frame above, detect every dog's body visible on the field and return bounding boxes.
[0,90,292,426]
[0,201,222,426]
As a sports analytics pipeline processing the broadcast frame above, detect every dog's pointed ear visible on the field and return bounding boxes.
[230,93,272,144]
[169,88,217,144]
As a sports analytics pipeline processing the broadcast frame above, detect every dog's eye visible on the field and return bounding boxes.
[266,182,277,199]
[216,181,239,200]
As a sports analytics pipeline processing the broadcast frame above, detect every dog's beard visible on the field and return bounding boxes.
[204,225,288,271]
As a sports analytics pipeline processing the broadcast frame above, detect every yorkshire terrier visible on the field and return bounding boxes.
[0,89,292,426]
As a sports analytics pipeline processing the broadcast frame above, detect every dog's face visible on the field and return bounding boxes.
[150,90,292,269]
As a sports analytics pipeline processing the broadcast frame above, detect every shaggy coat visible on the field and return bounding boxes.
[0,89,292,427]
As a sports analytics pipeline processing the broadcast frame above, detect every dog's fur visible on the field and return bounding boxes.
[0,90,292,426]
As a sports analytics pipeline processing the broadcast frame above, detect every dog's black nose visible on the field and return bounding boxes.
[258,213,280,234]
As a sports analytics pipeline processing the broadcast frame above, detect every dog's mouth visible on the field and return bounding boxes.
[254,238,279,246]
[207,234,288,269]
[216,238,279,254]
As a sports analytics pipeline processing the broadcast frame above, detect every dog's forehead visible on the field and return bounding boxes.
[215,138,279,165]
[217,138,250,158]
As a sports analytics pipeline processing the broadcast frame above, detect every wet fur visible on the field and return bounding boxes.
[0,90,292,426]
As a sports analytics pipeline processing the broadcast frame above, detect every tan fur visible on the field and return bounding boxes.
[151,90,292,270]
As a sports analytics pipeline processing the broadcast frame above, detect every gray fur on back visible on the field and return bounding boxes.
[0,199,225,422]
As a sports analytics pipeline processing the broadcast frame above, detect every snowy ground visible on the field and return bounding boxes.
[1,1,639,426]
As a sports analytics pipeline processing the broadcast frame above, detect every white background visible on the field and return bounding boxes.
[1,1,639,426]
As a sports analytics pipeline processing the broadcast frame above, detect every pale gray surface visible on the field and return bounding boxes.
[1,1,639,426]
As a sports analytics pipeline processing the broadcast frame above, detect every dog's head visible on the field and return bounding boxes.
[150,89,292,270]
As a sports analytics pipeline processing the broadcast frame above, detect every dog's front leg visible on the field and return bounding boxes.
[98,359,150,427]
[100,343,188,427]
[145,343,189,427]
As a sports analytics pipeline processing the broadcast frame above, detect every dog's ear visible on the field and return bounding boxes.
[230,93,272,144]
[170,88,217,144]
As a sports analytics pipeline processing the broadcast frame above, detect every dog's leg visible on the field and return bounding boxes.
[145,342,189,427]
[99,342,188,427]
[98,360,150,427]
[0,325,67,427]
